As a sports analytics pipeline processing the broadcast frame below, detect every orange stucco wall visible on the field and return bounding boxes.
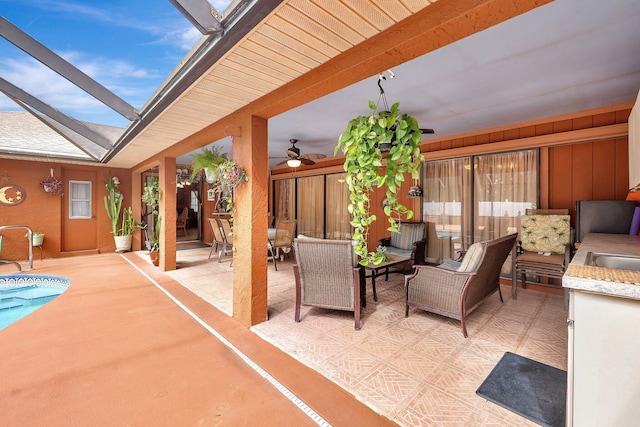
[0,159,132,261]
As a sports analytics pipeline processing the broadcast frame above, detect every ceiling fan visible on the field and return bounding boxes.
[273,139,326,167]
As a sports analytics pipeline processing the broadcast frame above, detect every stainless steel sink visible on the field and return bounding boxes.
[585,252,640,271]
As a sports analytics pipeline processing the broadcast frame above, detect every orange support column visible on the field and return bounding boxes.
[232,115,269,326]
[159,157,177,271]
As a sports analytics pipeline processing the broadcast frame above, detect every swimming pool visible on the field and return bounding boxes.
[0,275,70,330]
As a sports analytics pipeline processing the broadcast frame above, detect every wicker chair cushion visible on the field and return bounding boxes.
[382,246,412,259]
[438,259,461,271]
[520,214,570,254]
[390,223,425,250]
[458,242,486,272]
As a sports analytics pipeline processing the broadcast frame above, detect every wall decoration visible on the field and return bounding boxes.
[207,188,216,201]
[0,184,26,206]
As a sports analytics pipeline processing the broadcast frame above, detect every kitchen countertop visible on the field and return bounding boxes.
[563,233,640,300]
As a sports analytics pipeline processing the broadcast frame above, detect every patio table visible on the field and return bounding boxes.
[362,256,409,306]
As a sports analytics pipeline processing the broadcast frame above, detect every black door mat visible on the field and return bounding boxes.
[476,352,566,427]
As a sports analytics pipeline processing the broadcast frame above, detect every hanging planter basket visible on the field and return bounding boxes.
[40,168,64,196]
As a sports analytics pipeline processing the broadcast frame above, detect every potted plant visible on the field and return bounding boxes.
[141,177,161,211]
[148,215,162,266]
[335,100,424,266]
[190,146,228,183]
[104,172,123,237]
[141,178,162,266]
[39,169,64,196]
[25,231,44,246]
[104,172,143,252]
[208,159,248,226]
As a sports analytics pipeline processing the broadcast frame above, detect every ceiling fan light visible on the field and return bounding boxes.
[287,158,302,168]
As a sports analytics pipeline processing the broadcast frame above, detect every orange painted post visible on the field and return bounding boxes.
[232,115,269,327]
[159,157,177,271]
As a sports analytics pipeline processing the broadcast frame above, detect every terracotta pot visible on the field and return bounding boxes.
[150,249,160,266]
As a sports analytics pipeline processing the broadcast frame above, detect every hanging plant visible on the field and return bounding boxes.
[209,160,248,226]
[142,176,161,215]
[335,100,425,266]
[190,146,228,182]
[40,168,64,196]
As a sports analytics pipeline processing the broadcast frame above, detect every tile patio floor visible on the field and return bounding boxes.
[168,247,568,427]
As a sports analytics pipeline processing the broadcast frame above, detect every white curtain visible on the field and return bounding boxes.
[422,149,537,265]
[325,173,352,239]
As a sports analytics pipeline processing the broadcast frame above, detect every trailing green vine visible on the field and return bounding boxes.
[335,100,425,265]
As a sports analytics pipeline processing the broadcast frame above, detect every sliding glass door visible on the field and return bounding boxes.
[423,149,537,265]
[273,173,352,240]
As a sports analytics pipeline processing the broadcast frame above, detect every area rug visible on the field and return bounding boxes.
[476,352,566,427]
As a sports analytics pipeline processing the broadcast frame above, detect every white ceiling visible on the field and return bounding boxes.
[261,0,640,167]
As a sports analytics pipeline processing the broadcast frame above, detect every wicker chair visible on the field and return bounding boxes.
[405,233,517,338]
[293,238,365,330]
[377,222,427,274]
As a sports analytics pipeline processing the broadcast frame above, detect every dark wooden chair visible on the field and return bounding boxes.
[405,233,517,338]
[515,209,572,293]
[176,207,188,235]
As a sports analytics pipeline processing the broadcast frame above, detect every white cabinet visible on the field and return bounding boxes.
[568,290,640,426]
[629,89,640,191]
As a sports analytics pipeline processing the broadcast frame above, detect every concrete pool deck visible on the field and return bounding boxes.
[0,253,394,426]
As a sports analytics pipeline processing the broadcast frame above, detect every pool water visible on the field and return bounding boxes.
[0,275,70,330]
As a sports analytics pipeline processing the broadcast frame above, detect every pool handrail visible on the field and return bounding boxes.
[0,225,34,272]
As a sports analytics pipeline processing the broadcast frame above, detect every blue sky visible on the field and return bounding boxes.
[0,0,232,128]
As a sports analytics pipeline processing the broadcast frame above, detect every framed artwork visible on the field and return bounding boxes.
[207,188,216,201]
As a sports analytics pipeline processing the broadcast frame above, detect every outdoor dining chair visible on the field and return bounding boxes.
[268,218,296,271]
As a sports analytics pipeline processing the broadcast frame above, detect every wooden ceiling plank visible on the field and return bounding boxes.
[289,0,366,44]
[278,2,358,50]
[233,45,306,77]
[226,52,293,84]
[241,39,311,74]
[250,31,322,69]
[258,24,332,64]
[267,15,341,57]
[208,68,280,94]
[311,0,380,37]
[398,0,439,14]
[359,0,412,22]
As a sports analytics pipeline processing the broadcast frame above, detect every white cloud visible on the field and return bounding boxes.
[0,52,159,125]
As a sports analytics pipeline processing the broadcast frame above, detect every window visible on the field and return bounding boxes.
[69,180,92,218]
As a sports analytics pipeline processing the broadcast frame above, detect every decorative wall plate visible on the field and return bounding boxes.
[0,184,26,206]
